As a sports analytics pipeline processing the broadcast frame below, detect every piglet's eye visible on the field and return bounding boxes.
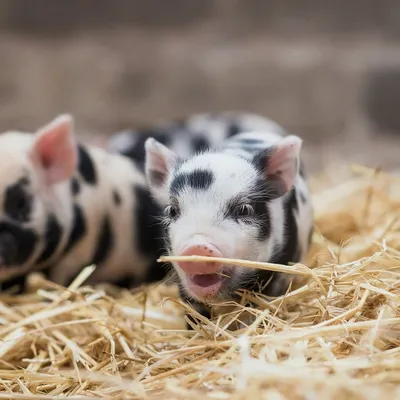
[235,204,254,218]
[165,204,180,219]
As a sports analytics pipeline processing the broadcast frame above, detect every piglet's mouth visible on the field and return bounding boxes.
[186,271,228,298]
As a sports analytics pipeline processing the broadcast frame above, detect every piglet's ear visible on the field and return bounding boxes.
[144,138,179,188]
[256,135,302,199]
[30,114,77,185]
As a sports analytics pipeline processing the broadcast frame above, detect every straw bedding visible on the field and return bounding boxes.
[0,164,400,399]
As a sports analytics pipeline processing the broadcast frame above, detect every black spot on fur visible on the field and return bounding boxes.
[121,136,147,166]
[70,177,81,196]
[289,187,299,212]
[91,215,114,266]
[63,204,86,255]
[191,136,210,153]
[238,146,262,155]
[189,169,215,191]
[113,274,138,289]
[0,221,38,266]
[113,190,122,206]
[263,273,291,297]
[0,274,27,294]
[274,188,300,266]
[237,138,263,146]
[170,169,214,195]
[36,214,63,264]
[146,259,170,284]
[41,266,52,280]
[4,177,32,222]
[120,130,171,171]
[132,185,169,286]
[239,267,291,299]
[227,122,242,137]
[253,201,271,241]
[133,185,165,260]
[78,145,97,184]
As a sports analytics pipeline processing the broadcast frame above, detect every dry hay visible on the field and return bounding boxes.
[0,164,400,399]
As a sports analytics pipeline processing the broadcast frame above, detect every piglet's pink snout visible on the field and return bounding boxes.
[177,243,223,274]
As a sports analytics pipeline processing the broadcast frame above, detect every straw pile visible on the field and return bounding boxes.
[0,164,400,399]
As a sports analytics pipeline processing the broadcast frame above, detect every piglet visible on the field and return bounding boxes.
[0,114,167,292]
[144,128,314,325]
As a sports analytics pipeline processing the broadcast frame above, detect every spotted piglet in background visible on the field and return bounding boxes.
[0,114,167,292]
[107,111,286,166]
[144,127,314,325]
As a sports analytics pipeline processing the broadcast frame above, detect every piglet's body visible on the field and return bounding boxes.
[107,112,285,166]
[145,125,314,321]
[0,115,165,291]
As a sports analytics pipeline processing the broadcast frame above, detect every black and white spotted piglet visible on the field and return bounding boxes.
[0,114,167,292]
[107,111,285,165]
[144,128,314,322]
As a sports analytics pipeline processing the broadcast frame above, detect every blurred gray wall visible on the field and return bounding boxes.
[0,0,400,171]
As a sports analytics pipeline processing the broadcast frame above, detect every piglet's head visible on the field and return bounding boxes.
[145,134,302,303]
[0,114,78,277]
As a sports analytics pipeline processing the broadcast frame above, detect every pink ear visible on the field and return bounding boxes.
[30,114,77,185]
[145,138,178,187]
[263,135,302,198]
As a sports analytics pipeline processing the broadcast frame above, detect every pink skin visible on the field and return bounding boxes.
[30,114,77,186]
[177,243,229,298]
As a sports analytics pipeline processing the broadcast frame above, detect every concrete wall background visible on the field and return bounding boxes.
[0,0,400,172]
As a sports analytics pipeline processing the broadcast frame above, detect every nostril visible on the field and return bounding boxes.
[180,243,222,258]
